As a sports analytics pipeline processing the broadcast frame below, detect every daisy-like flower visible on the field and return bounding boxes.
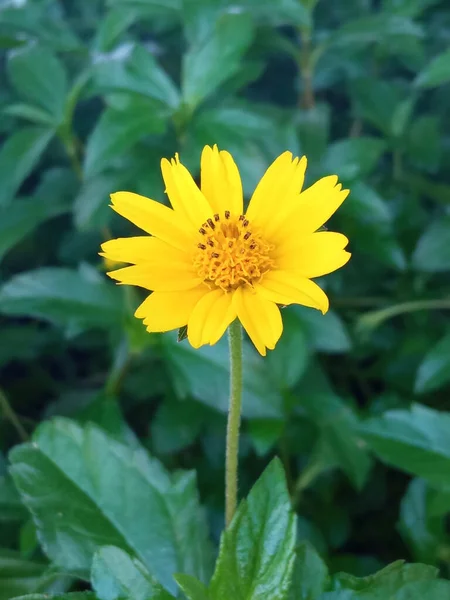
[101,145,350,355]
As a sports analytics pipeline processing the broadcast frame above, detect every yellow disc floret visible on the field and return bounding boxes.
[193,211,275,292]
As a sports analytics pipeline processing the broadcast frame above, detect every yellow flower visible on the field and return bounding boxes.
[101,145,350,355]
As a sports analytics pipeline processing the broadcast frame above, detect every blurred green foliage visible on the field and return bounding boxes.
[1,0,450,597]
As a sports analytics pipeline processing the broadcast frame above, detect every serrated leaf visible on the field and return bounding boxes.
[0,267,125,331]
[182,12,254,108]
[92,546,175,600]
[0,127,54,206]
[7,45,67,122]
[209,459,296,600]
[0,196,69,263]
[9,419,212,594]
[361,404,450,489]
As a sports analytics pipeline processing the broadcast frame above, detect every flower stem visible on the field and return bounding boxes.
[225,319,243,527]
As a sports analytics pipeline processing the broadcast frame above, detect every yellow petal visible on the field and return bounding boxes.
[232,286,283,356]
[100,236,193,265]
[136,286,208,332]
[161,154,211,228]
[107,262,201,291]
[110,192,193,251]
[272,177,349,243]
[256,270,329,314]
[187,289,236,348]
[245,152,307,233]
[276,232,351,278]
[201,145,243,216]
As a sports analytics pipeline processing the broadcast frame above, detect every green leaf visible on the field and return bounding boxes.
[182,12,254,108]
[415,331,450,393]
[248,419,284,457]
[162,334,283,418]
[415,48,450,88]
[11,595,97,600]
[406,115,441,172]
[293,307,352,354]
[9,419,212,594]
[395,580,450,599]
[150,398,205,455]
[74,172,125,231]
[0,127,54,206]
[322,137,386,181]
[361,404,450,489]
[0,196,69,263]
[299,394,372,490]
[289,541,328,600]
[266,311,309,389]
[84,101,168,178]
[296,104,330,162]
[0,549,47,600]
[93,45,180,109]
[0,266,125,332]
[2,103,56,126]
[0,474,27,521]
[92,546,175,600]
[209,459,296,600]
[7,45,67,122]
[412,215,450,272]
[175,573,209,600]
[399,478,443,564]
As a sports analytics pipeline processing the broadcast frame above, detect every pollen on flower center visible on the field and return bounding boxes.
[193,211,275,292]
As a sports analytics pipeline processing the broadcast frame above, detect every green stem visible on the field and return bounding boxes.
[0,388,28,442]
[358,299,450,332]
[225,319,243,527]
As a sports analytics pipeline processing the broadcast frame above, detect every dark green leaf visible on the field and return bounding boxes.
[2,103,56,125]
[0,196,69,263]
[84,102,168,178]
[151,398,205,454]
[74,173,124,231]
[415,331,450,393]
[182,12,254,108]
[248,419,284,456]
[322,137,386,181]
[162,334,283,418]
[7,45,67,121]
[361,404,450,488]
[10,419,212,594]
[412,215,450,272]
[209,459,296,600]
[0,127,54,206]
[0,549,47,600]
[293,307,352,354]
[92,546,175,600]
[289,541,328,600]
[415,48,450,88]
[0,266,125,331]
[11,595,97,600]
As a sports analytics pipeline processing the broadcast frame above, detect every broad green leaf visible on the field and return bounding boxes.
[407,115,441,171]
[162,334,283,418]
[350,79,404,137]
[92,546,175,600]
[329,14,423,48]
[293,307,352,354]
[0,267,125,331]
[322,137,386,181]
[330,560,437,594]
[289,541,328,600]
[0,127,54,206]
[209,459,296,600]
[151,398,205,455]
[412,215,450,272]
[84,102,167,178]
[9,419,212,594]
[182,12,254,108]
[399,479,443,564]
[361,404,450,488]
[74,172,125,231]
[7,45,67,121]
[415,48,450,88]
[2,103,56,125]
[0,196,69,263]
[415,331,450,393]
[395,580,450,599]
[298,394,372,490]
[248,419,284,456]
[93,44,180,109]
[340,182,392,227]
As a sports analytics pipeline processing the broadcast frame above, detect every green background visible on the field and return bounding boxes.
[1,0,450,597]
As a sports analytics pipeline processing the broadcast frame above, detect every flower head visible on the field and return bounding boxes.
[101,145,350,355]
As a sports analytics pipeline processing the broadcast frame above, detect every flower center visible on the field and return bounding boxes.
[193,211,275,292]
